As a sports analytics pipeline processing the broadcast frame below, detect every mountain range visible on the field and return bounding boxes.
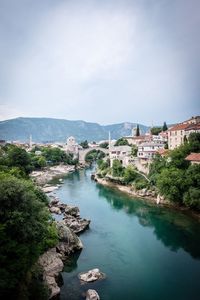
[0,117,150,143]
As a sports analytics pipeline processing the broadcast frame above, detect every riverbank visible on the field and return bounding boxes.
[95,176,163,203]
[38,194,90,299]
[94,175,200,220]
[31,164,75,186]
[30,164,92,299]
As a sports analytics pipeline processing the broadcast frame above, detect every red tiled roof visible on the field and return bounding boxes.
[156,149,169,156]
[168,123,190,131]
[185,153,200,162]
[185,123,200,131]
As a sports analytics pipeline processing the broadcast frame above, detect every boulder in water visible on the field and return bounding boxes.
[86,289,100,300]
[79,268,105,283]
[63,214,90,234]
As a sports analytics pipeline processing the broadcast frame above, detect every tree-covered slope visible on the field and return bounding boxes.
[0,117,149,142]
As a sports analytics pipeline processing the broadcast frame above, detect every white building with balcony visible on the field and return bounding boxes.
[109,145,132,167]
[137,143,165,160]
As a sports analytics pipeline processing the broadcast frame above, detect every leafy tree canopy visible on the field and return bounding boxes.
[112,159,124,177]
[99,142,109,149]
[150,127,162,135]
[114,138,129,146]
[80,140,89,149]
[0,174,58,296]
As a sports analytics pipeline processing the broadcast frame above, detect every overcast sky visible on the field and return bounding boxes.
[0,0,199,125]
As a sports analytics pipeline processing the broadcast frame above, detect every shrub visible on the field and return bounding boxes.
[0,175,58,296]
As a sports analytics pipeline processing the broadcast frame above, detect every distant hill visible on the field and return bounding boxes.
[0,117,149,143]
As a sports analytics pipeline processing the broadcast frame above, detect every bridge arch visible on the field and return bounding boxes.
[79,147,109,163]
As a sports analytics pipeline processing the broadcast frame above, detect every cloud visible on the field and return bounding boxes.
[0,0,199,124]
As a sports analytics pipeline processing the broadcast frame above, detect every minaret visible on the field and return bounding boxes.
[108,131,111,150]
[29,134,32,148]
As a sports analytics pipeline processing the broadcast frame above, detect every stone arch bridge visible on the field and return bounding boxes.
[78,147,109,164]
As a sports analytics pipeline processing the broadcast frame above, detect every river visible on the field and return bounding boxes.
[54,167,200,300]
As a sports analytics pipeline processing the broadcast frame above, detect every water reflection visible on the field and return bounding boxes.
[96,183,200,259]
[63,251,82,273]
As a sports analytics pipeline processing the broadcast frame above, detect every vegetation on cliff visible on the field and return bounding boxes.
[0,145,58,299]
[149,133,200,209]
[97,133,200,210]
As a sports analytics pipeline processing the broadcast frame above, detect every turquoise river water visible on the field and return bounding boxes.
[53,167,200,300]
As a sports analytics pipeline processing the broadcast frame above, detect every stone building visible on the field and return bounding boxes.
[168,116,200,150]
[137,142,165,160]
[65,136,79,158]
[109,145,132,167]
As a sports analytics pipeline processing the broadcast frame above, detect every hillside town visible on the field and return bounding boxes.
[1,116,200,173]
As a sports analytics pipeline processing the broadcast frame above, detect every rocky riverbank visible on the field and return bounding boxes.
[38,194,90,299]
[94,176,168,205]
[36,175,91,300]
[94,176,200,221]
[31,164,75,186]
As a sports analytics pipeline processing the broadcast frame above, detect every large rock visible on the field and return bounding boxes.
[48,196,60,206]
[86,289,100,300]
[56,221,83,258]
[49,206,62,214]
[63,214,90,234]
[38,248,64,299]
[79,268,106,283]
[64,205,80,217]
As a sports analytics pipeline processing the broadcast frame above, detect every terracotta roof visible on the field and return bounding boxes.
[185,153,200,162]
[156,149,169,156]
[185,123,200,131]
[168,123,190,131]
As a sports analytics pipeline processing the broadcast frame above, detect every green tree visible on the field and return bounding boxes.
[85,150,105,163]
[157,168,187,203]
[151,127,162,135]
[112,159,124,177]
[114,138,129,146]
[42,147,67,164]
[136,124,140,136]
[183,164,200,210]
[80,140,89,149]
[162,121,168,131]
[0,175,58,297]
[183,135,187,143]
[123,165,137,184]
[183,188,200,210]
[188,132,200,152]
[168,144,190,169]
[7,146,31,174]
[131,145,138,156]
[99,142,109,149]
[149,154,166,185]
[97,159,110,170]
